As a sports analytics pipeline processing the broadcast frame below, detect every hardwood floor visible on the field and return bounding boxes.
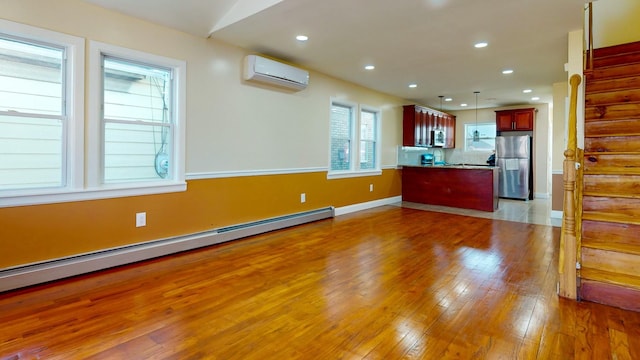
[1,206,639,359]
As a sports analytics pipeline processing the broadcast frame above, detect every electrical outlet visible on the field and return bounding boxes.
[369,184,374,192]
[136,212,146,227]
[300,193,306,203]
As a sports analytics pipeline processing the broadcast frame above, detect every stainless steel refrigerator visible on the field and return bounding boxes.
[496,135,533,200]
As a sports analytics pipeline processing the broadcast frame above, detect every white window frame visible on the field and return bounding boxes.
[88,41,186,196]
[327,99,382,179]
[358,105,381,172]
[0,19,85,207]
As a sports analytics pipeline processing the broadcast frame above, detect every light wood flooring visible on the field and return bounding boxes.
[1,206,638,359]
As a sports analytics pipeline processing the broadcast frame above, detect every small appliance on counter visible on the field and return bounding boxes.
[486,152,495,166]
[420,153,434,166]
[433,148,445,165]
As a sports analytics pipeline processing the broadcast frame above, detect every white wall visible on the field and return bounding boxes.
[592,0,640,49]
[1,0,405,180]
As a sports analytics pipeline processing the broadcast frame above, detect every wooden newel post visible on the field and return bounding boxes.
[558,74,581,300]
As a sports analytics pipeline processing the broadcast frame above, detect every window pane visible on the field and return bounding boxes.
[360,110,377,169]
[102,56,173,183]
[330,104,352,171]
[0,35,65,191]
[360,140,375,170]
[0,37,64,115]
[104,122,171,182]
[103,56,171,123]
[0,114,62,190]
[360,111,376,141]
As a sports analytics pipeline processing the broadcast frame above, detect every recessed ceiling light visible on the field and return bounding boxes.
[532,96,540,101]
[409,84,417,88]
[461,103,468,107]
[296,35,308,41]
[523,89,533,93]
[365,65,375,70]
[502,69,514,74]
[474,42,488,48]
[444,97,453,102]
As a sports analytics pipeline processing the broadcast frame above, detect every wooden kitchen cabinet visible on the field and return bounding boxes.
[403,105,456,148]
[495,108,535,131]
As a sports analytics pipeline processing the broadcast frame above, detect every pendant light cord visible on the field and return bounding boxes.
[473,91,480,142]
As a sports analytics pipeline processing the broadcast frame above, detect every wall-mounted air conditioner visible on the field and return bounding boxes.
[243,55,309,91]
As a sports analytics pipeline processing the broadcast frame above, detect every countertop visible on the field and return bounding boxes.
[401,164,497,170]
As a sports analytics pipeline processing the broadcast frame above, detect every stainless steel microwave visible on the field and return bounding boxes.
[433,129,445,147]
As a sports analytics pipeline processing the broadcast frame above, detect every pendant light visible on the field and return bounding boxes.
[438,95,444,132]
[473,91,480,142]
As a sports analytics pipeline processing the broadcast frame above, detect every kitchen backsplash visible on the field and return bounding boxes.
[445,149,494,165]
[397,146,493,166]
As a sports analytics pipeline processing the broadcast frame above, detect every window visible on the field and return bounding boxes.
[0,19,84,201]
[330,102,354,171]
[88,41,186,192]
[359,108,378,170]
[328,100,381,178]
[465,122,496,151]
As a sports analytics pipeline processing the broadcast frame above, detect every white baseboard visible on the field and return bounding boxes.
[534,192,550,199]
[551,210,563,219]
[334,196,402,216]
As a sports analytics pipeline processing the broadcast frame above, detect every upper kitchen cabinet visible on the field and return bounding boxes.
[495,108,536,131]
[403,105,456,148]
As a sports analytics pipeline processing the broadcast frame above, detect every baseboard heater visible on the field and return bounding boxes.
[0,206,334,293]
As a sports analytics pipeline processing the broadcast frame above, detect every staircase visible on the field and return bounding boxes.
[579,41,640,311]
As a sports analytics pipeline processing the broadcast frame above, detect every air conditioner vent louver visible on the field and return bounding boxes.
[243,55,309,91]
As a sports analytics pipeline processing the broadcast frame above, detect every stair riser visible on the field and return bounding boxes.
[592,41,640,58]
[583,220,640,249]
[588,63,640,81]
[583,154,640,174]
[586,76,640,93]
[585,119,640,136]
[582,247,640,278]
[580,280,640,312]
[583,196,640,218]
[585,89,640,106]
[585,103,640,120]
[583,174,640,197]
[585,136,640,152]
[593,52,640,68]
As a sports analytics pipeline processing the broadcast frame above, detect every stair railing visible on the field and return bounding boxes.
[585,2,594,72]
[558,74,582,299]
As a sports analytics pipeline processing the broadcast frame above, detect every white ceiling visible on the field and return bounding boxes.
[83,0,586,110]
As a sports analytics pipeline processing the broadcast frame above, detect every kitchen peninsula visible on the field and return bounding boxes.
[402,165,499,212]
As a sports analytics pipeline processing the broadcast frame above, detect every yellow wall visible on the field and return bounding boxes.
[0,170,401,268]
[0,0,405,270]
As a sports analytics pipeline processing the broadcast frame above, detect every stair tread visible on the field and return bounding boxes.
[584,168,640,176]
[580,267,640,290]
[585,133,640,138]
[582,211,640,225]
[584,151,640,155]
[583,191,640,200]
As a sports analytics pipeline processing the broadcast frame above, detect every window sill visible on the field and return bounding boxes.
[0,182,187,208]
[327,170,382,180]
